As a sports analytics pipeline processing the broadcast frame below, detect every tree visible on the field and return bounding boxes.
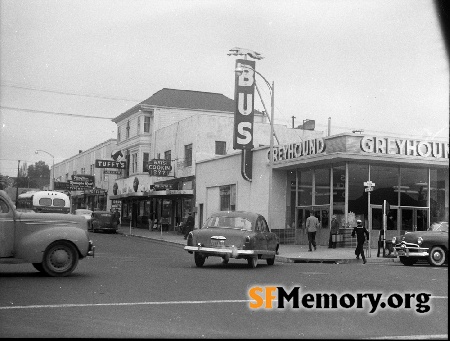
[26,161,51,188]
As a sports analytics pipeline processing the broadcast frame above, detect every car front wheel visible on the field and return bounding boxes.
[428,246,446,266]
[42,241,79,277]
[399,256,417,266]
[247,256,258,268]
[194,252,205,267]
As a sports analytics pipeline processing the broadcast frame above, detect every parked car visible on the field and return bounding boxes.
[392,221,448,266]
[184,211,279,268]
[74,209,93,224]
[90,211,118,233]
[0,190,95,277]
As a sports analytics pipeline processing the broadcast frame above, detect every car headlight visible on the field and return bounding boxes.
[392,236,396,244]
[417,237,423,245]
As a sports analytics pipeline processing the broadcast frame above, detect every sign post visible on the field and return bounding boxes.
[363,181,375,258]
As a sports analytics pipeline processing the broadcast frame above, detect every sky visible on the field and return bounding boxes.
[0,0,448,177]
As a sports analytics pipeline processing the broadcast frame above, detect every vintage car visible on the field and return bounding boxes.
[90,211,118,233]
[184,211,279,268]
[392,221,448,266]
[74,209,93,223]
[0,190,95,277]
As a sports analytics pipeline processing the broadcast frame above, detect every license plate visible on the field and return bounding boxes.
[211,240,225,247]
[397,250,405,256]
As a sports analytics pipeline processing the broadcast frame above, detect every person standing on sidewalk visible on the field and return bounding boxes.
[328,215,339,248]
[183,212,195,239]
[306,211,319,251]
[352,219,369,264]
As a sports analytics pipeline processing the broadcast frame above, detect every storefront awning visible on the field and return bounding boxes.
[109,189,194,200]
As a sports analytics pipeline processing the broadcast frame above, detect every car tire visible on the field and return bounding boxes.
[399,256,417,266]
[41,241,79,277]
[266,256,275,265]
[32,263,45,273]
[194,252,205,267]
[247,256,258,268]
[428,246,446,266]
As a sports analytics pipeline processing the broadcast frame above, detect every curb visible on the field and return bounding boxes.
[118,231,399,265]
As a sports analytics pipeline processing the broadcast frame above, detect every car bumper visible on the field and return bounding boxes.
[87,240,95,257]
[184,245,276,258]
[393,247,429,258]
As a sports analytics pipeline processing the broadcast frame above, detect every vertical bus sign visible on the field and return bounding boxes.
[233,59,256,150]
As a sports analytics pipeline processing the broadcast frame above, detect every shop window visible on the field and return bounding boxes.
[315,167,331,205]
[132,153,138,173]
[332,165,346,208]
[165,150,171,162]
[298,170,312,206]
[144,116,151,133]
[143,152,149,172]
[220,184,236,211]
[215,141,226,155]
[430,168,448,222]
[348,163,369,218]
[185,144,192,167]
[400,167,428,207]
[370,165,399,205]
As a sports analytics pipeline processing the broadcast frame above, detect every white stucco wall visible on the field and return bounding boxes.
[195,146,288,230]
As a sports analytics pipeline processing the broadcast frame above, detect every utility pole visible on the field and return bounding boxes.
[15,160,20,204]
[291,116,296,128]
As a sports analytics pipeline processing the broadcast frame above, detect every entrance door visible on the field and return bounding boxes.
[400,208,428,234]
[370,207,398,249]
[296,206,330,245]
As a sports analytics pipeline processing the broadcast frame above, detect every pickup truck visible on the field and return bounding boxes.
[0,190,95,276]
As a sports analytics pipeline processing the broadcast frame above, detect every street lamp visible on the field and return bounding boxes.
[235,64,275,227]
[35,149,55,190]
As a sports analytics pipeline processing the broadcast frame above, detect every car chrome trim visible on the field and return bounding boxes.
[184,245,275,257]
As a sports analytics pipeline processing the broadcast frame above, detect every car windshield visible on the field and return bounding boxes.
[204,216,252,231]
[428,222,449,232]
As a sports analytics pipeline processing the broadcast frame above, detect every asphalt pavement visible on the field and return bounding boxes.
[116,225,398,264]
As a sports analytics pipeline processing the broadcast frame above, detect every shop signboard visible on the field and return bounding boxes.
[146,159,172,177]
[70,174,95,190]
[54,181,71,190]
[95,159,127,169]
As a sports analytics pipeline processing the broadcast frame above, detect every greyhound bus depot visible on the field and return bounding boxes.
[195,133,449,248]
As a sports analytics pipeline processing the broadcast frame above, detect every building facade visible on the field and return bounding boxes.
[52,139,119,212]
[109,88,323,230]
[196,133,449,247]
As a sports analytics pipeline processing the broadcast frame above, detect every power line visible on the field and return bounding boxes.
[1,82,141,102]
[0,106,115,120]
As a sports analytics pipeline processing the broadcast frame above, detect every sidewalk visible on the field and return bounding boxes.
[117,225,398,265]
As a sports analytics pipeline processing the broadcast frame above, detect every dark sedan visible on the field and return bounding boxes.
[392,221,448,266]
[184,211,279,268]
[90,211,118,233]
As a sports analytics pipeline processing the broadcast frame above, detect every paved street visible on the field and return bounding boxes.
[0,232,447,339]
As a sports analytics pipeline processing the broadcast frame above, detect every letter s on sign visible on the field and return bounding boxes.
[237,122,252,145]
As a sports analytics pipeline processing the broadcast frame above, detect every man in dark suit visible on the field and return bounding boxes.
[352,219,369,264]
[183,212,195,239]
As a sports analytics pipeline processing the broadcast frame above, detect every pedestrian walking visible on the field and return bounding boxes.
[306,211,319,251]
[352,219,369,264]
[183,212,195,239]
[328,214,339,248]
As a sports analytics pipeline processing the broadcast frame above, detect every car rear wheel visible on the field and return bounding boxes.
[42,241,79,277]
[194,252,205,267]
[428,246,446,266]
[266,255,275,265]
[399,256,417,266]
[247,256,258,268]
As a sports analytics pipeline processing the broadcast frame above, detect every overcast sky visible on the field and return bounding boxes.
[0,0,448,177]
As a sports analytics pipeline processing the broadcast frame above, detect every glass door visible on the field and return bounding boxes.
[400,208,428,234]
